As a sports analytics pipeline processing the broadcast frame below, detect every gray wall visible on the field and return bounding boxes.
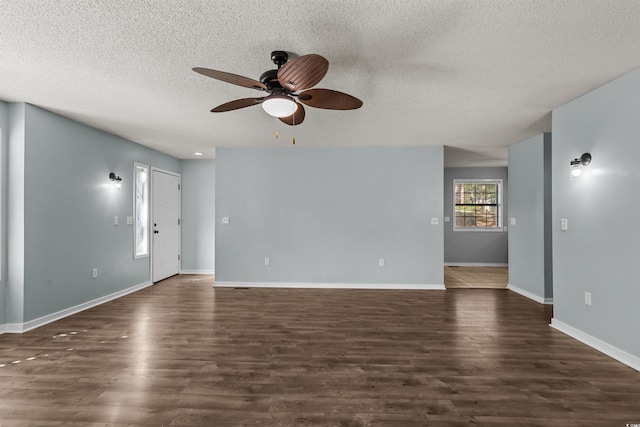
[0,101,7,326]
[552,68,640,359]
[13,104,181,323]
[444,167,508,264]
[508,133,552,301]
[6,103,25,325]
[216,146,444,286]
[180,159,215,273]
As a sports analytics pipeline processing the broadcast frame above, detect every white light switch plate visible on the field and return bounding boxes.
[113,216,118,226]
[511,217,516,225]
[222,217,230,224]
[561,218,568,231]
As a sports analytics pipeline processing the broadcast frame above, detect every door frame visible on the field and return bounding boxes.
[150,166,181,283]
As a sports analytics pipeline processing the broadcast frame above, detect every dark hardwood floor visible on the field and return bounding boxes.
[1,274,639,426]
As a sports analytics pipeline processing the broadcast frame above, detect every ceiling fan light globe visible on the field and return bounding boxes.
[262,96,298,118]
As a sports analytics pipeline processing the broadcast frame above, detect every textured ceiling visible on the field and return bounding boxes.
[2,1,640,166]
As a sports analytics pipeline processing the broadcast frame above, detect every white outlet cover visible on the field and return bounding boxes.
[222,217,230,224]
[585,292,592,305]
[431,217,439,225]
[510,217,516,225]
[379,258,385,267]
[444,216,450,222]
[113,216,118,226]
[264,258,270,266]
[92,268,98,279]
[126,216,133,225]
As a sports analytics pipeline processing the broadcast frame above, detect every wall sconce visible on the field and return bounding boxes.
[570,153,591,178]
[109,172,122,189]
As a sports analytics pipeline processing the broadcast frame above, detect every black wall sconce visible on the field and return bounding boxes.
[570,153,591,178]
[109,172,122,189]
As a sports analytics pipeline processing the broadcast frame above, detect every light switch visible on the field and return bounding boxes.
[561,218,568,231]
[222,217,230,224]
[510,217,516,225]
[444,216,450,222]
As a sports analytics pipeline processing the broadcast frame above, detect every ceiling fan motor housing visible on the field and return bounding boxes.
[259,69,283,90]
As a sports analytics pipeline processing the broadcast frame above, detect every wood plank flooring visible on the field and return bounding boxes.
[1,274,639,426]
[444,266,508,289]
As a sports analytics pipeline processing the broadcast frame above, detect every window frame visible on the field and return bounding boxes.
[453,178,503,232]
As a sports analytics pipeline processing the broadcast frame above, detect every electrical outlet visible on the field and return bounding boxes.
[379,258,385,267]
[585,292,592,306]
[113,216,118,226]
[431,217,439,225]
[126,216,133,225]
[92,268,98,279]
[264,258,270,266]
[444,216,450,222]
[511,217,516,225]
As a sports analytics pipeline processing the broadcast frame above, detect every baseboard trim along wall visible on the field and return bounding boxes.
[180,269,215,275]
[445,263,508,267]
[551,318,640,373]
[507,284,553,305]
[214,282,446,290]
[1,281,154,334]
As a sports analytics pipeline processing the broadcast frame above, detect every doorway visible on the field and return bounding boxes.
[444,266,508,288]
[152,168,181,282]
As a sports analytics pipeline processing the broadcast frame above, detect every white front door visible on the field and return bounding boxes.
[152,169,181,282]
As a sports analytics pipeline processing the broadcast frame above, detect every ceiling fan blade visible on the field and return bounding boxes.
[211,97,264,112]
[279,103,305,126]
[297,89,363,110]
[193,67,267,91]
[277,54,329,91]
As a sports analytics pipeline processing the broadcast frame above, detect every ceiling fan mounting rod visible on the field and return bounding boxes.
[270,50,288,68]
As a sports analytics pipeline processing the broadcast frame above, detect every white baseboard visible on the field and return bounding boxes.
[214,281,446,290]
[507,284,553,304]
[445,263,508,267]
[551,318,640,373]
[180,269,215,275]
[1,280,154,334]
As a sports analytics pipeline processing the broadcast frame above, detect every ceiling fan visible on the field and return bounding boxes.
[193,51,363,126]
